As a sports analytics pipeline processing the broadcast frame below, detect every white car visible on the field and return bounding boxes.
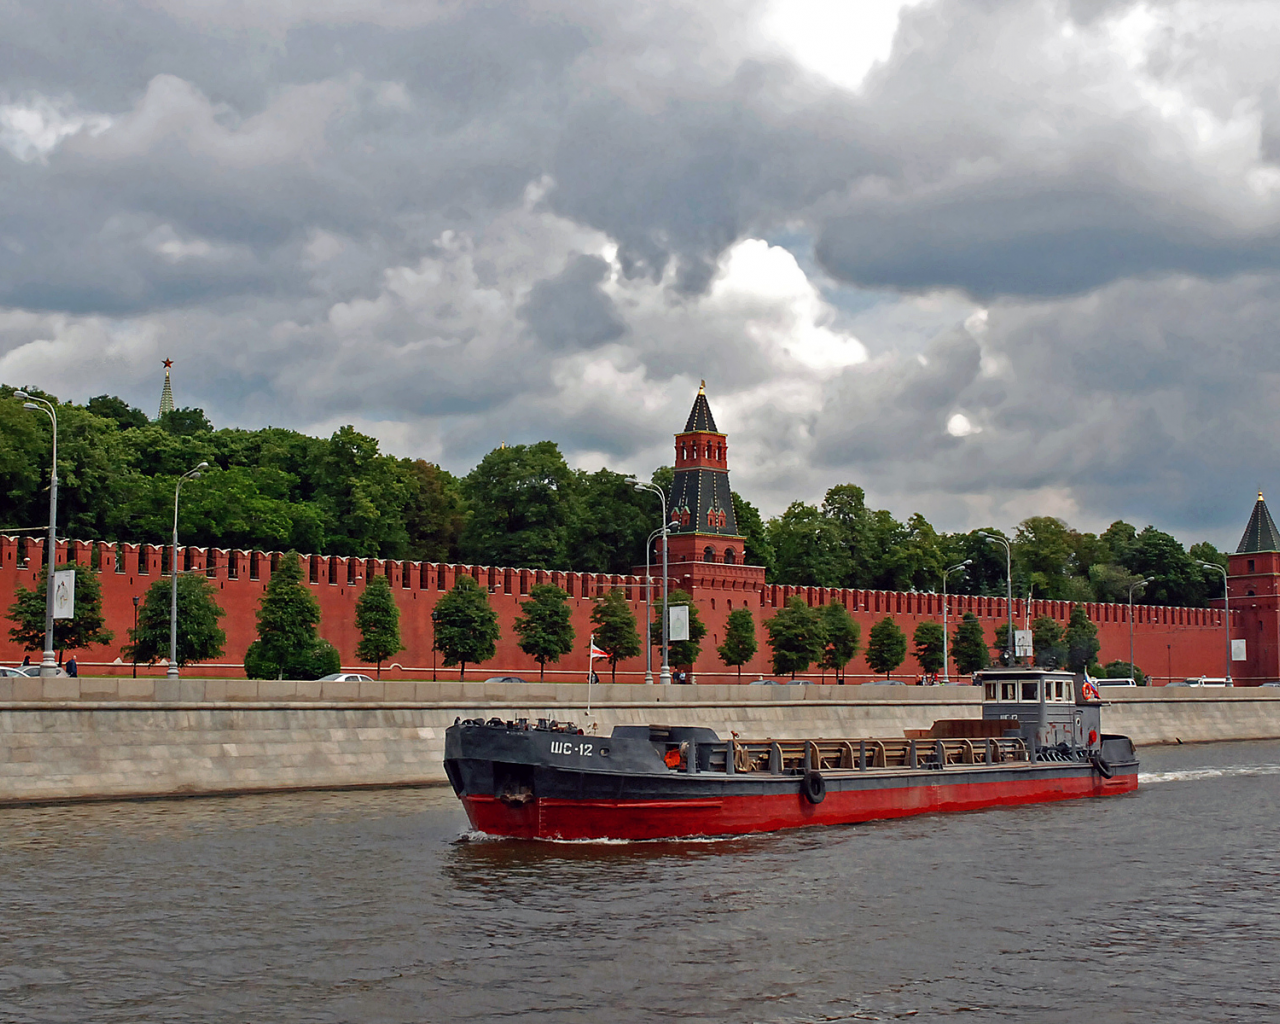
[318,672,375,683]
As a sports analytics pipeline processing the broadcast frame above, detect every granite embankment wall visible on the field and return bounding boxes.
[3,684,1280,805]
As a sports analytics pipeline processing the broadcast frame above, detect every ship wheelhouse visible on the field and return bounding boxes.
[977,667,1101,757]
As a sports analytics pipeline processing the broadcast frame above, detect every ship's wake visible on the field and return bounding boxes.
[1139,763,1280,784]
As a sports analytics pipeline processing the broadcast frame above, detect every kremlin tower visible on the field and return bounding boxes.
[650,383,765,589]
[157,358,175,418]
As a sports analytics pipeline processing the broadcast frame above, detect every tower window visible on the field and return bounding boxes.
[1249,559,1256,572]
[724,548,736,564]
[703,546,717,562]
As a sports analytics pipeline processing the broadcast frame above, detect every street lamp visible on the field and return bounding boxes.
[168,462,208,679]
[132,595,140,679]
[641,525,666,684]
[1127,577,1154,680]
[978,533,1014,665]
[634,481,671,685]
[942,559,971,683]
[15,391,58,678]
[1199,561,1231,686]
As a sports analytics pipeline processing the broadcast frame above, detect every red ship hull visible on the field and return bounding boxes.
[459,766,1139,841]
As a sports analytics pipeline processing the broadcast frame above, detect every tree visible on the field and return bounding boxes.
[8,563,115,656]
[122,574,226,668]
[1101,660,1147,686]
[1031,615,1065,668]
[1063,606,1100,673]
[570,469,659,574]
[764,596,826,678]
[460,441,574,568]
[243,552,340,679]
[718,607,758,679]
[652,589,706,668]
[951,612,990,674]
[590,588,640,682]
[158,406,214,436]
[513,584,576,681]
[355,574,404,678]
[767,502,851,587]
[913,621,946,676]
[731,491,774,573]
[85,394,148,430]
[819,602,860,683]
[433,574,500,680]
[865,616,907,677]
[402,459,466,563]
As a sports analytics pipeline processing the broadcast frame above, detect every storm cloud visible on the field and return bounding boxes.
[3,0,1279,546]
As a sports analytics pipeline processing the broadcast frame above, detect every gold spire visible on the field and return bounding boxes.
[698,379,706,394]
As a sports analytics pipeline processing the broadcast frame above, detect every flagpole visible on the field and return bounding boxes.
[587,634,594,715]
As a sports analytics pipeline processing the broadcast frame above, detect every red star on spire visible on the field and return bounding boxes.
[163,358,173,368]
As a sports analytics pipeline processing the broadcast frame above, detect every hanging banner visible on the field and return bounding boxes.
[1014,629,1033,658]
[669,605,689,642]
[1231,639,1247,661]
[52,569,75,620]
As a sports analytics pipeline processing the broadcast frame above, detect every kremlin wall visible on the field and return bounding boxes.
[0,385,1270,685]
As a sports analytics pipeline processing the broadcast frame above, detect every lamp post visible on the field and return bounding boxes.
[942,559,971,683]
[641,525,666,684]
[1127,577,1154,679]
[168,462,208,679]
[978,533,1014,665]
[1199,561,1231,686]
[15,391,58,678]
[635,481,671,685]
[132,595,140,679]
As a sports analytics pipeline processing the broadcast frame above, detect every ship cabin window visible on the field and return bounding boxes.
[1000,682,1017,701]
[1021,682,1039,702]
[985,683,997,700]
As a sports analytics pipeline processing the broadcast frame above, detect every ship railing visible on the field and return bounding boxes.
[704,736,1029,774]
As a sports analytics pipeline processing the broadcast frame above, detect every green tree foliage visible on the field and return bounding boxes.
[654,589,706,667]
[1031,615,1066,668]
[866,616,907,677]
[1100,660,1147,685]
[85,395,148,430]
[403,460,466,562]
[951,612,990,674]
[432,574,500,679]
[570,469,660,573]
[355,574,404,678]
[1063,606,1100,673]
[718,607,758,679]
[764,596,826,678]
[461,441,574,568]
[513,584,576,680]
[159,407,214,436]
[819,602,860,683]
[7,563,114,654]
[731,491,774,572]
[767,502,851,587]
[123,575,227,667]
[590,588,640,682]
[243,553,340,679]
[913,621,946,675]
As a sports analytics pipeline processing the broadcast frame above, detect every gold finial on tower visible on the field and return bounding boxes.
[698,379,706,394]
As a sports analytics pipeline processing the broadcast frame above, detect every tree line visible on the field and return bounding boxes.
[2,387,1227,606]
[9,553,1142,682]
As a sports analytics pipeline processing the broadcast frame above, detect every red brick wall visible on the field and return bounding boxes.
[0,534,1243,683]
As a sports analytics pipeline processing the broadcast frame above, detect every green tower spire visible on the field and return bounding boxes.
[158,358,174,418]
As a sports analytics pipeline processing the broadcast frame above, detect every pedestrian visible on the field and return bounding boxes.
[66,656,78,678]
[21,655,30,666]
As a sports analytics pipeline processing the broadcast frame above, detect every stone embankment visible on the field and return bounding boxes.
[2,681,1279,805]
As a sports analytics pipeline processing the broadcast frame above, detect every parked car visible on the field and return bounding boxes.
[0,666,28,677]
[16,665,69,677]
[1178,677,1232,687]
[1100,678,1138,687]
[483,676,531,684]
[862,679,909,685]
[749,678,802,685]
[318,672,375,683]
[1261,682,1280,688]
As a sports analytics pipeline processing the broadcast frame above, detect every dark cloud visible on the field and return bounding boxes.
[520,254,625,350]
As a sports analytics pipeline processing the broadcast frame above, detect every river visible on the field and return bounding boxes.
[2,740,1278,1023]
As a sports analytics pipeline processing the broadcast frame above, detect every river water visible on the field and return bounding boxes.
[2,740,1278,1024]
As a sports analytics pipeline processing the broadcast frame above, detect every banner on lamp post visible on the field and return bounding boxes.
[1014,629,1033,658]
[51,570,75,620]
[668,605,689,642]
[1231,639,1247,661]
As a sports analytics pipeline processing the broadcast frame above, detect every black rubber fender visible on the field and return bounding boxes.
[1090,754,1114,780]
[802,769,826,804]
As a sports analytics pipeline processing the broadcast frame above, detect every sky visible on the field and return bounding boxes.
[2,0,1279,550]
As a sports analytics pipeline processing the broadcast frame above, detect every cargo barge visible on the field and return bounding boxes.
[443,668,1139,840]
